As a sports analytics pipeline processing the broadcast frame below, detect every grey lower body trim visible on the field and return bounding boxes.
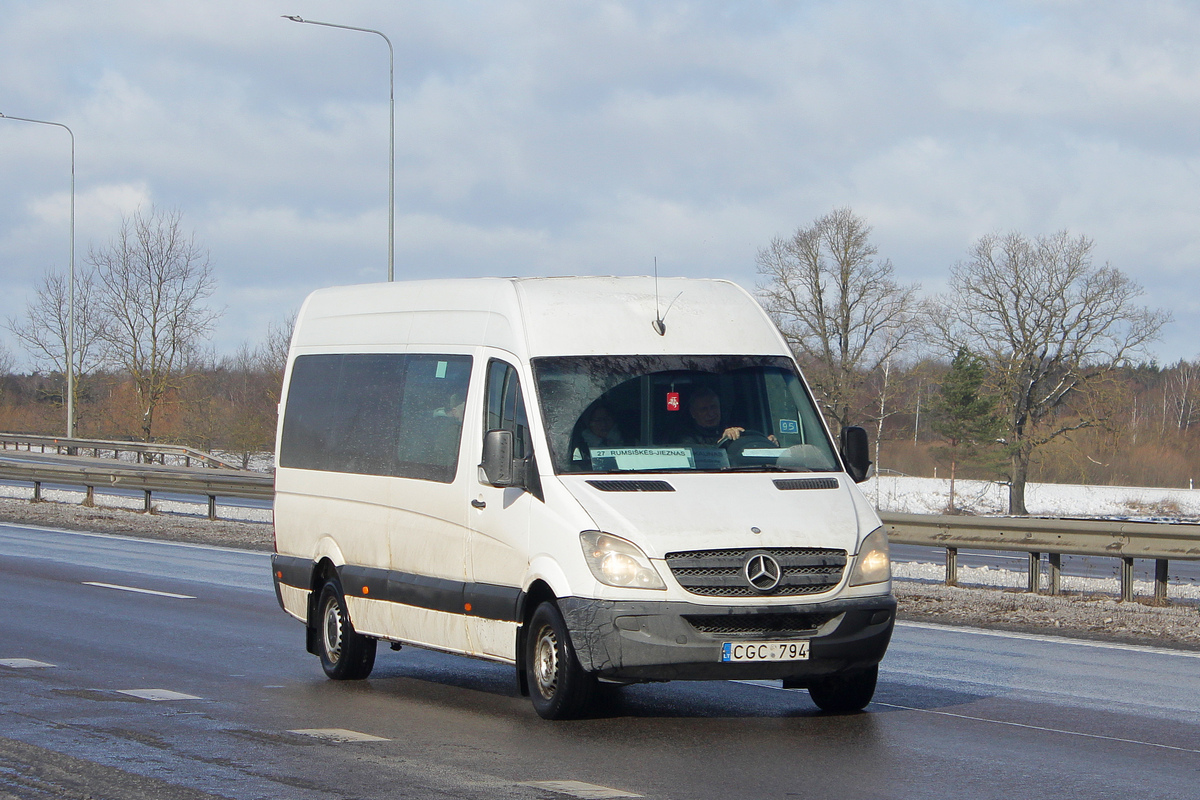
[270,554,523,624]
[558,594,895,683]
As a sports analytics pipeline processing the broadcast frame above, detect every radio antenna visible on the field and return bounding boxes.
[652,257,666,336]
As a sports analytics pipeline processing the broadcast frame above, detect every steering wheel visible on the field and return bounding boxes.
[719,430,777,464]
[718,429,773,447]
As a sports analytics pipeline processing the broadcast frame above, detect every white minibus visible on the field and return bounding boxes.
[272,276,894,719]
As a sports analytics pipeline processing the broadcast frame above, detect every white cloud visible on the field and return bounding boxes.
[2,0,1200,364]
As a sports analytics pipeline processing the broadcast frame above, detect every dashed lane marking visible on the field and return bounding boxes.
[0,659,54,668]
[116,689,202,701]
[82,582,195,600]
[288,728,390,743]
[522,781,643,799]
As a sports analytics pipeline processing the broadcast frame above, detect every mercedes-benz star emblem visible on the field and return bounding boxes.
[744,552,782,592]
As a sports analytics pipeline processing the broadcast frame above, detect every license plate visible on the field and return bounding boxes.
[721,641,810,662]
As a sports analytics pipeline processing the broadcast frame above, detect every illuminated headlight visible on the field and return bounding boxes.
[848,527,891,586]
[580,532,666,590]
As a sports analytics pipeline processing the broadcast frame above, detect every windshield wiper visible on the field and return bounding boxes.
[588,466,696,475]
[719,465,793,472]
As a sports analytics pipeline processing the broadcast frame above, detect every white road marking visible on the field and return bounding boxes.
[0,658,54,668]
[734,679,783,689]
[117,689,202,701]
[739,680,1200,755]
[82,582,195,599]
[896,620,1200,659]
[288,728,390,743]
[522,781,642,799]
[873,702,1200,755]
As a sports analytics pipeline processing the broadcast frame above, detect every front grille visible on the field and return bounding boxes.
[664,547,846,597]
[684,612,840,637]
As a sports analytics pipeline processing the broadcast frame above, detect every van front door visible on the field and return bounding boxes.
[466,358,533,662]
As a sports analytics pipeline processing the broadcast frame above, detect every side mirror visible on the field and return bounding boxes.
[839,426,873,483]
[481,429,515,486]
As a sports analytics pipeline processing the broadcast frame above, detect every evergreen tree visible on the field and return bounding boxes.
[931,348,1003,511]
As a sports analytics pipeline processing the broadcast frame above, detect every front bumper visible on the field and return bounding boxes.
[558,593,895,684]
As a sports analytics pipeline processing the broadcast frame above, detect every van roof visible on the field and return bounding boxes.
[291,276,791,358]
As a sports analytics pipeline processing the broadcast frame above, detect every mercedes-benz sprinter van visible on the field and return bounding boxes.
[272,276,894,719]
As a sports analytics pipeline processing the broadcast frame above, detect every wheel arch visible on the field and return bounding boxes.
[514,579,558,697]
[305,557,342,655]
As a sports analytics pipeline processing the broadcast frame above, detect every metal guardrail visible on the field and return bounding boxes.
[0,433,244,470]
[0,453,273,520]
[881,511,1200,604]
[1,443,1197,603]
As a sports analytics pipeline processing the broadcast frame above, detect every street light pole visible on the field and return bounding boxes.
[283,15,395,282]
[0,112,76,437]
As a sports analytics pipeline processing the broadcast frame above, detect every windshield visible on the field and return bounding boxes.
[531,355,840,475]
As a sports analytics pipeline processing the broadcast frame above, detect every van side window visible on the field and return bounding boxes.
[395,355,473,481]
[280,353,472,482]
[485,360,530,459]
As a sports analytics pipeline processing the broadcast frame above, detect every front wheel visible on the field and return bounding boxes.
[808,665,878,713]
[525,602,596,720]
[315,578,376,680]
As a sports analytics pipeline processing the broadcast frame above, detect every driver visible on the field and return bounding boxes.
[680,388,774,445]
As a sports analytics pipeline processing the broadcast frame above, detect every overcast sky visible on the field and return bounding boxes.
[3,0,1199,367]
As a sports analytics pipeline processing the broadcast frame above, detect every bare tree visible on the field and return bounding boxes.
[933,231,1169,514]
[90,206,222,442]
[1167,359,1200,432]
[6,267,106,424]
[261,310,297,392]
[0,340,13,377]
[756,207,922,429]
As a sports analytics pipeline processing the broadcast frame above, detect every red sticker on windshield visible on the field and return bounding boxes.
[666,392,680,411]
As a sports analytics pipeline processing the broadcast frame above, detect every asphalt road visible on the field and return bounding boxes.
[1,524,1198,800]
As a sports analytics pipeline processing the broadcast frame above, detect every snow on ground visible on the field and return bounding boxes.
[865,473,1200,521]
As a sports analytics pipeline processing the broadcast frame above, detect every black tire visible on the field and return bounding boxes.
[315,577,376,680]
[808,665,878,713]
[525,601,596,720]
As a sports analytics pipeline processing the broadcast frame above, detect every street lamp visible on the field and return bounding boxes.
[283,15,395,282]
[0,112,76,438]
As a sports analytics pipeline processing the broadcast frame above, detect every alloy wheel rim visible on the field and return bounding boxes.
[533,625,559,698]
[323,598,343,663]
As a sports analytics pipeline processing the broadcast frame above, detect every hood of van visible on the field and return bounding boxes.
[558,473,872,558]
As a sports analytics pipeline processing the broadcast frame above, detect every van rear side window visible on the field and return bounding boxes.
[279,353,472,482]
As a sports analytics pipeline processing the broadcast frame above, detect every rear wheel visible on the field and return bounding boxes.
[315,578,376,680]
[526,601,596,720]
[807,665,877,713]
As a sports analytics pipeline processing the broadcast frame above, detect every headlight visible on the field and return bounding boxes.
[848,527,891,586]
[580,532,666,590]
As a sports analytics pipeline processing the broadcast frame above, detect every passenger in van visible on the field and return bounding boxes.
[418,393,465,471]
[580,403,624,448]
[434,393,466,422]
[680,388,775,446]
